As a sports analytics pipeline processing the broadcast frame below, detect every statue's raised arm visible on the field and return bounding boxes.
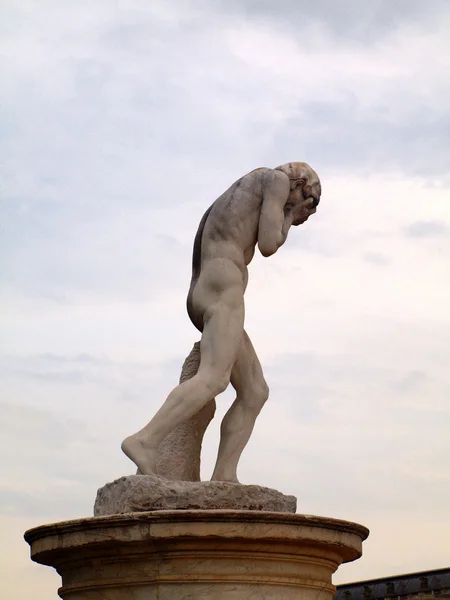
[258,165,319,257]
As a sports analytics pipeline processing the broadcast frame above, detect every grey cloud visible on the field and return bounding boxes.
[214,0,450,43]
[2,0,449,309]
[0,402,102,518]
[3,0,447,229]
[0,352,183,388]
[38,352,111,365]
[0,201,194,301]
[404,220,449,238]
[270,101,450,179]
[0,401,84,439]
[20,370,89,384]
[391,370,428,394]
[0,486,90,519]
[0,402,91,473]
[0,353,113,384]
[287,225,343,257]
[268,351,394,384]
[0,351,193,438]
[363,252,390,266]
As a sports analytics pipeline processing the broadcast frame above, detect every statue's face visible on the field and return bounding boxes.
[288,185,305,207]
[288,174,321,207]
[276,162,321,208]
[287,170,321,226]
[302,175,321,207]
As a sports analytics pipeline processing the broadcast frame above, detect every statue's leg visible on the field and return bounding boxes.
[122,296,245,475]
[211,330,269,483]
[155,342,217,482]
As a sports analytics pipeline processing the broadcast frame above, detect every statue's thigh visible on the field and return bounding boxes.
[231,330,266,392]
[199,298,245,377]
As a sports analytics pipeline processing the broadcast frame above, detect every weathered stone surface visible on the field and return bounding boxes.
[155,341,216,481]
[94,474,297,515]
[25,510,369,600]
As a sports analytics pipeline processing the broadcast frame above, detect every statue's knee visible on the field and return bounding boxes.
[216,374,231,395]
[256,380,269,405]
[244,380,269,418]
[204,373,229,397]
[262,381,270,401]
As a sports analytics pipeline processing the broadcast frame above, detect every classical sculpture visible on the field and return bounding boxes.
[122,162,321,483]
[27,162,371,600]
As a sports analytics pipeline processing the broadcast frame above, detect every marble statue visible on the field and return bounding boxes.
[122,162,321,483]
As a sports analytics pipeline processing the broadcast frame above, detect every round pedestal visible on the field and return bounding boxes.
[25,510,369,600]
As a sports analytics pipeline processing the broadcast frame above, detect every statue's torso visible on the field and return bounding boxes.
[187,168,274,330]
[200,167,273,265]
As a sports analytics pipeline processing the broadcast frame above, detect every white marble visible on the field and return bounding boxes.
[122,163,321,483]
[155,342,216,481]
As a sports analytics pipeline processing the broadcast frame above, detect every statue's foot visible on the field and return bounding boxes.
[210,471,240,484]
[121,435,157,475]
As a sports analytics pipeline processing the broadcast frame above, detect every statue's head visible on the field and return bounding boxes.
[275,162,321,208]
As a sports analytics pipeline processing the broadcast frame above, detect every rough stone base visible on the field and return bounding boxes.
[94,475,297,516]
[25,510,369,600]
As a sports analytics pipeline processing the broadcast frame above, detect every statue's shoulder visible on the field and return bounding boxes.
[243,167,288,184]
[237,167,279,188]
[243,167,275,179]
[220,168,285,198]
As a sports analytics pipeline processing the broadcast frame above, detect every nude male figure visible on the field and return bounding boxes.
[122,162,321,482]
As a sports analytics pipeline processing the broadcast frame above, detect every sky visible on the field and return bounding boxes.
[1,1,449,597]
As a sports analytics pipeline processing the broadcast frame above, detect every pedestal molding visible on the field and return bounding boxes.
[25,510,369,600]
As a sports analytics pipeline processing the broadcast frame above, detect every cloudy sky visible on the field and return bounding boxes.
[1,1,450,597]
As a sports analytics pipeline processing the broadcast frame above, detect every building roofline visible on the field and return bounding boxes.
[337,566,450,588]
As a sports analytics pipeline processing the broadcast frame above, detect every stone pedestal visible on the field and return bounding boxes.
[94,475,297,515]
[25,510,369,599]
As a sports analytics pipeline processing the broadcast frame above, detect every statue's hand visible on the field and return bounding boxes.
[290,197,317,226]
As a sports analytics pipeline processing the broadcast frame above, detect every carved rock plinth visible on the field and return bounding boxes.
[94,474,297,515]
[25,510,369,600]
